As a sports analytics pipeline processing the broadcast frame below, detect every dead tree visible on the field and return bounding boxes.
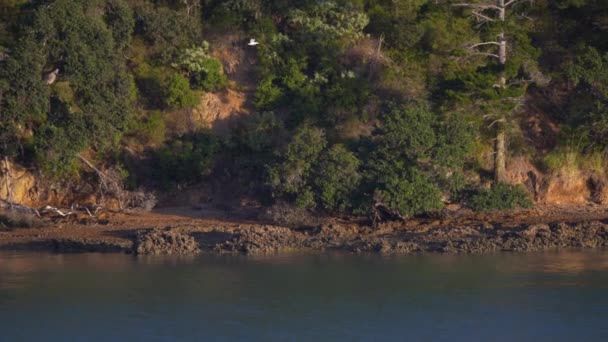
[454,0,532,183]
[77,154,124,209]
[2,156,13,206]
[77,154,156,211]
[182,0,200,17]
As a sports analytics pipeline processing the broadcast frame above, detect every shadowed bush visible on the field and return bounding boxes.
[469,183,533,212]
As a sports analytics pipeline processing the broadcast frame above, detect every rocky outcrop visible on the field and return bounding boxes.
[200,220,608,255]
[343,221,608,254]
[134,229,200,255]
[213,226,307,254]
[69,220,608,255]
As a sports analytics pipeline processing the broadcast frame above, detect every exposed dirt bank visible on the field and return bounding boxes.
[2,204,608,255]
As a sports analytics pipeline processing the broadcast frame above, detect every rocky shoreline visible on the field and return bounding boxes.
[134,219,608,255]
[2,205,608,256]
[3,218,608,256]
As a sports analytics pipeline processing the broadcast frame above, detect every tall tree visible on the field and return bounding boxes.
[450,0,544,182]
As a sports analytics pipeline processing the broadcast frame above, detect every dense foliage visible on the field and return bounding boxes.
[469,183,533,212]
[1,0,606,217]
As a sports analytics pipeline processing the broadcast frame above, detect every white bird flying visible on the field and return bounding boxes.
[248,38,259,46]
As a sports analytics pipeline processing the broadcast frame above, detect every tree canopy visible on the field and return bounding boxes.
[0,0,604,217]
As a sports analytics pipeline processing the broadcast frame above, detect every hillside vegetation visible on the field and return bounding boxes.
[1,0,608,219]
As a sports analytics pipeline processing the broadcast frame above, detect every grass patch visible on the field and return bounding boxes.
[543,148,608,176]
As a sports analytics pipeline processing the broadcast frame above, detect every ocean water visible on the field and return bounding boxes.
[1,250,608,341]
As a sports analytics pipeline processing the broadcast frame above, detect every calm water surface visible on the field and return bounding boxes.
[1,250,608,341]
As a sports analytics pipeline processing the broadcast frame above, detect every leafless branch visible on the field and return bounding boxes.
[488,118,507,128]
[453,3,501,11]
[471,9,496,23]
[468,41,501,49]
[470,52,500,59]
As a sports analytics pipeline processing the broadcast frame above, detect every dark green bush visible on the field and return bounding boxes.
[1,0,136,177]
[133,2,201,51]
[469,183,533,212]
[375,103,437,161]
[361,103,475,219]
[434,114,476,169]
[232,111,284,153]
[373,167,443,218]
[312,144,361,211]
[34,98,89,178]
[151,131,219,188]
[254,76,283,111]
[268,125,327,206]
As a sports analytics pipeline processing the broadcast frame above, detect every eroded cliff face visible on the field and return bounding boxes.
[504,157,608,206]
[188,33,256,136]
[1,161,37,206]
[0,160,149,211]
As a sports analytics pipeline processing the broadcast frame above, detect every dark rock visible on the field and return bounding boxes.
[214,225,306,254]
[134,229,200,255]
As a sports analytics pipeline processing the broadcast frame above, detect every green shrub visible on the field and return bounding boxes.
[469,183,533,212]
[373,167,443,218]
[268,125,327,205]
[294,187,316,208]
[376,103,437,160]
[325,73,371,113]
[151,131,219,188]
[434,114,476,168]
[164,74,198,109]
[254,76,283,110]
[133,2,201,51]
[130,111,166,145]
[194,57,227,91]
[34,98,89,178]
[171,45,227,92]
[313,144,361,211]
[232,111,284,153]
[363,103,470,219]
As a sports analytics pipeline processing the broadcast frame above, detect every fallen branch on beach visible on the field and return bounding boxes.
[0,199,102,223]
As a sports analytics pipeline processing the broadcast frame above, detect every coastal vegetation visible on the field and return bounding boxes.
[1,0,607,220]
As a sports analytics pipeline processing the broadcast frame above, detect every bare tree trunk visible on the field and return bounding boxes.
[495,129,507,183]
[495,0,507,183]
[3,156,13,206]
[498,0,506,21]
[498,33,507,65]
